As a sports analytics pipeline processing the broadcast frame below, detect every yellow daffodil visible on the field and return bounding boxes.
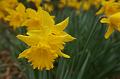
[22,7,55,30]
[5,3,27,29]
[17,27,75,70]
[0,0,18,19]
[59,0,81,10]
[17,7,75,70]
[96,0,120,16]
[101,12,120,39]
[18,17,75,58]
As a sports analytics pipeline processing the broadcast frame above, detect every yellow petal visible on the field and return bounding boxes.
[26,8,37,18]
[100,18,109,23]
[16,3,25,13]
[59,32,76,42]
[27,30,50,37]
[101,0,106,5]
[56,17,69,30]
[96,7,104,15]
[105,26,114,39]
[51,16,55,19]
[58,51,70,58]
[37,7,55,26]
[18,48,30,58]
[17,35,39,46]
[5,8,15,15]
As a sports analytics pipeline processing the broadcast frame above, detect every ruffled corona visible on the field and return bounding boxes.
[18,46,58,70]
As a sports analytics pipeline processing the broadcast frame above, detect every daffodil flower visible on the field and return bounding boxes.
[17,7,75,70]
[101,12,120,39]
[96,0,120,16]
[5,3,27,29]
[0,0,18,19]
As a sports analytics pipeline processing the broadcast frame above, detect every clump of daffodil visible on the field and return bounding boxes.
[59,0,102,11]
[0,0,18,19]
[59,0,81,10]
[96,0,120,16]
[5,3,27,29]
[82,0,102,11]
[17,7,75,70]
[100,12,120,39]
[27,0,54,12]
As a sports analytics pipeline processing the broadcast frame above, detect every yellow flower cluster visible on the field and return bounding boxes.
[0,0,18,19]
[82,0,102,11]
[5,3,27,29]
[59,0,81,10]
[59,0,102,11]
[2,0,118,70]
[97,0,120,39]
[26,0,103,13]
[26,0,103,12]
[27,0,54,12]
[2,2,75,70]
